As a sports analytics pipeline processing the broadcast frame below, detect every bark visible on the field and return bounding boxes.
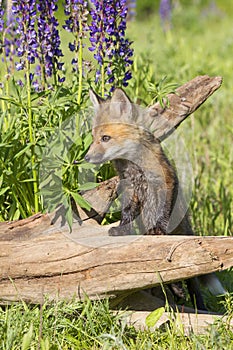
[0,215,232,304]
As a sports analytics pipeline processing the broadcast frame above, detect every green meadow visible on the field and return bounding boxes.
[0,1,233,348]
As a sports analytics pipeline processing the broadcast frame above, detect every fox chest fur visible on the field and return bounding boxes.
[111,140,192,236]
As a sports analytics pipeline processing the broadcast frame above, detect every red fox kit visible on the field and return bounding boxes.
[85,88,226,310]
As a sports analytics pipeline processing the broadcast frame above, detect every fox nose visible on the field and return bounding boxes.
[84,154,90,162]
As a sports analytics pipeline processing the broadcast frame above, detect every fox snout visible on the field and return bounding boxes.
[84,153,90,162]
[84,152,103,164]
[84,150,100,164]
[84,143,107,164]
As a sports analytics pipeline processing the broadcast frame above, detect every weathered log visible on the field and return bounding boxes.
[0,214,232,304]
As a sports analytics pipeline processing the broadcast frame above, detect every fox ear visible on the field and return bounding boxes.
[89,89,103,110]
[110,88,132,118]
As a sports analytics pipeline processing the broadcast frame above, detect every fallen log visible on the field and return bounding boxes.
[0,213,232,304]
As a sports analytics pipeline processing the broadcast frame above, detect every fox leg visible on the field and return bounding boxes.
[109,188,141,236]
[187,277,207,311]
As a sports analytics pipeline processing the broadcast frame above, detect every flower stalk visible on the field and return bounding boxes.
[77,21,83,105]
[25,60,39,213]
[63,0,89,104]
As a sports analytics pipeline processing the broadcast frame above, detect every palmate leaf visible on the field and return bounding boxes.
[77,162,96,169]
[0,95,22,107]
[147,76,179,107]
[0,186,10,196]
[78,182,99,191]
[13,143,33,159]
[70,191,91,211]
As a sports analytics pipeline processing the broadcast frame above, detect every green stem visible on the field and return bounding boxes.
[0,86,6,115]
[26,60,39,213]
[40,55,47,90]
[101,63,105,98]
[52,59,57,87]
[2,28,11,126]
[77,25,83,105]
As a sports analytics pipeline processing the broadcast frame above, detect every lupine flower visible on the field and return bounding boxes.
[12,0,38,68]
[159,0,172,32]
[37,0,64,84]
[89,0,134,93]
[7,0,64,88]
[64,0,89,35]
[0,6,6,57]
[0,2,18,78]
[63,0,89,72]
[127,0,137,21]
[0,5,4,32]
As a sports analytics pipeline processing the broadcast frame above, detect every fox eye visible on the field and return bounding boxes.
[101,135,111,142]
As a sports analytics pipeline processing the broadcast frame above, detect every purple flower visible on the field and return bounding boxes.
[15,61,25,71]
[69,42,76,52]
[63,0,89,70]
[0,4,18,75]
[0,7,4,32]
[2,0,64,88]
[127,0,137,20]
[89,0,134,91]
[32,79,40,92]
[159,0,172,32]
[17,79,24,87]
[12,0,39,65]
[64,0,88,35]
[37,1,64,82]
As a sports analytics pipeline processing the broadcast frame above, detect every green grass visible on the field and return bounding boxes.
[0,295,233,349]
[0,1,233,348]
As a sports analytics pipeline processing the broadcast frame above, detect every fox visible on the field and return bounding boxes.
[85,88,226,310]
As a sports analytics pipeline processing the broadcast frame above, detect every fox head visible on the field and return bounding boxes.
[85,88,155,164]
[89,87,140,127]
[85,122,145,164]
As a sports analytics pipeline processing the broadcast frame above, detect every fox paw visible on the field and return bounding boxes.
[108,226,129,236]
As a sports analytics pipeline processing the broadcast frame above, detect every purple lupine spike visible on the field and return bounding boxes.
[159,0,172,32]
[63,0,89,71]
[7,0,64,87]
[0,2,22,75]
[0,5,4,32]
[64,0,89,34]
[126,0,136,21]
[89,0,134,92]
[12,0,39,66]
[36,0,64,82]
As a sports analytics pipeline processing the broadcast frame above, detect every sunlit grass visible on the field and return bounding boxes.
[1,295,233,349]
